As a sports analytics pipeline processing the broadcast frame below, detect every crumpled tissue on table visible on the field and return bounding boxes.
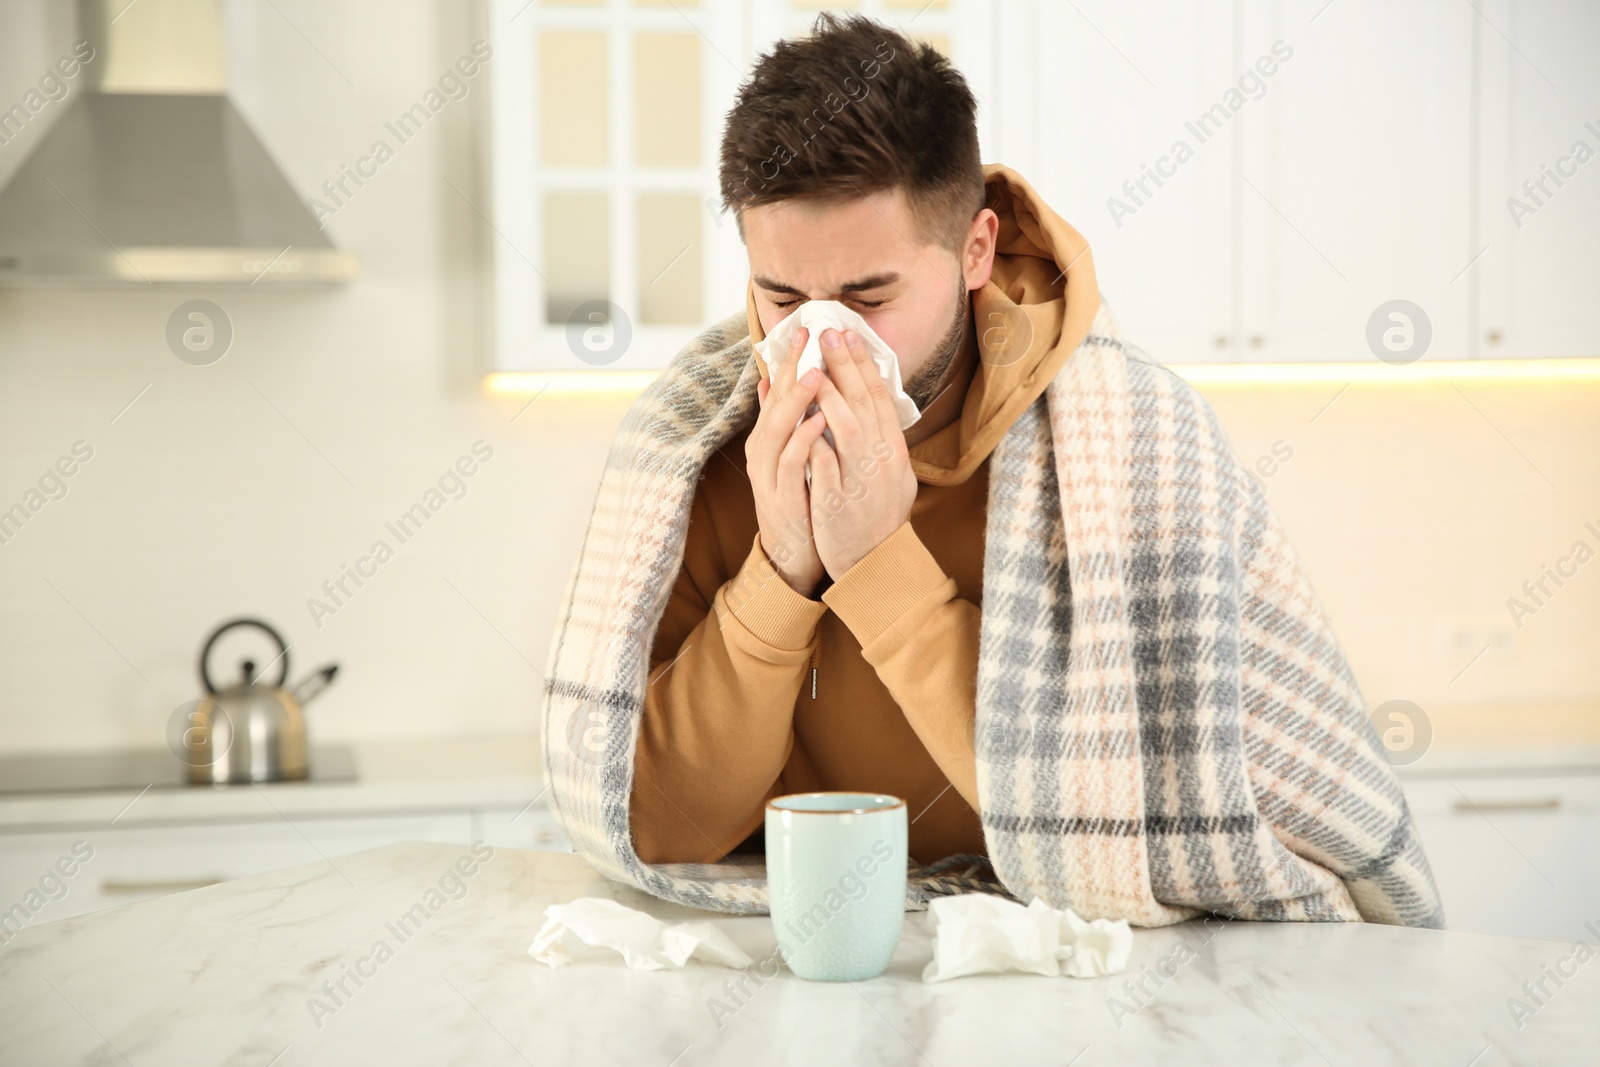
[752,299,922,486]
[921,893,1134,982]
[529,893,1132,983]
[529,897,754,971]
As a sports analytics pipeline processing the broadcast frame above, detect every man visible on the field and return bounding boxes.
[550,12,1441,927]
[628,13,1035,869]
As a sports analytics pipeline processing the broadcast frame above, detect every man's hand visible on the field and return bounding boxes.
[747,325,831,596]
[806,327,918,578]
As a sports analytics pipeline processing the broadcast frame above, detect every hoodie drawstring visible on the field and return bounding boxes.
[809,635,821,699]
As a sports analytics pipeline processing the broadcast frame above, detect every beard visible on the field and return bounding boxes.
[903,279,971,409]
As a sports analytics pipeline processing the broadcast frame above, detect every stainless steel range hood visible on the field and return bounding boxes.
[0,0,357,286]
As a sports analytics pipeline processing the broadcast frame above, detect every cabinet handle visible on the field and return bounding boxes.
[1452,797,1560,815]
[1249,334,1265,348]
[1213,333,1230,348]
[101,877,222,894]
[1485,329,1503,345]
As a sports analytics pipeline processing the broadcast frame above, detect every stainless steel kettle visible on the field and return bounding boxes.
[183,618,338,784]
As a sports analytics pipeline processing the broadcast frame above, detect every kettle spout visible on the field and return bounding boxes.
[289,664,339,706]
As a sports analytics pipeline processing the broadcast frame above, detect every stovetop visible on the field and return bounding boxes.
[0,745,358,795]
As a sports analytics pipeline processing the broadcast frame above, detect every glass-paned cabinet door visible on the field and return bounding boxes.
[488,0,996,372]
[488,0,743,372]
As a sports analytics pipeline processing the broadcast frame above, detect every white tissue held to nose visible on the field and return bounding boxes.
[753,299,922,486]
[920,893,1134,982]
[530,897,754,971]
[753,298,923,435]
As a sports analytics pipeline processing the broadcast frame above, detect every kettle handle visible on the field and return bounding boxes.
[200,618,290,694]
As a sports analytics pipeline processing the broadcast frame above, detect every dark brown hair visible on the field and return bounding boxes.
[717,12,986,253]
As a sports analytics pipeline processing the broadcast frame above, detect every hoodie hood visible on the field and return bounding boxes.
[745,163,1100,486]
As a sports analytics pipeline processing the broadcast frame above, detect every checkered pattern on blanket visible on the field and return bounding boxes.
[540,301,1444,928]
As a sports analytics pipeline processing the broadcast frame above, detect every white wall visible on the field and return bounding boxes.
[0,1,622,751]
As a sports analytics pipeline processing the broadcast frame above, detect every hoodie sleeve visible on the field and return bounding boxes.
[630,490,828,864]
[820,519,982,815]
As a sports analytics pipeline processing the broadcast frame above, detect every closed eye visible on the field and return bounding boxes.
[772,298,885,309]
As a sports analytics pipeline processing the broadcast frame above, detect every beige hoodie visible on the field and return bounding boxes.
[630,164,1100,865]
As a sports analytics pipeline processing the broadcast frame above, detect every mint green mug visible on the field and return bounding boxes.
[765,792,907,981]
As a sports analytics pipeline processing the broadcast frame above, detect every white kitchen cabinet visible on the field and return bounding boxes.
[1233,0,1599,361]
[1024,0,1594,362]
[474,802,574,853]
[0,806,571,933]
[479,0,1599,368]
[1235,0,1474,363]
[1404,773,1600,943]
[1031,0,1236,365]
[486,0,997,372]
[1031,0,1479,364]
[1471,0,1600,359]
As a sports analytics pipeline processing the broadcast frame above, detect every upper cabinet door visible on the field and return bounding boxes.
[489,0,995,372]
[1472,0,1600,359]
[489,0,748,373]
[1029,0,1237,364]
[1235,0,1474,363]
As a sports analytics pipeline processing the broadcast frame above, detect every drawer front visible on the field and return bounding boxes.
[1403,775,1600,818]
[1403,775,1600,943]
[0,812,475,932]
[474,804,573,853]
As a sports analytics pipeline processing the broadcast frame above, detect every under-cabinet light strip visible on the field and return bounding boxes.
[486,359,1600,396]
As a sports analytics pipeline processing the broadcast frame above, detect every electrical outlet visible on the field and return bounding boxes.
[1438,613,1517,660]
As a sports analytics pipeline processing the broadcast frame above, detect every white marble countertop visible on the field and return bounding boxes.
[1,842,1593,1066]
[0,736,543,832]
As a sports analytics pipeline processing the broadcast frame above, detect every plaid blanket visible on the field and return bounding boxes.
[540,300,1445,928]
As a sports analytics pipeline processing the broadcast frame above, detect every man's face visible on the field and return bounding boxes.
[742,187,995,392]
